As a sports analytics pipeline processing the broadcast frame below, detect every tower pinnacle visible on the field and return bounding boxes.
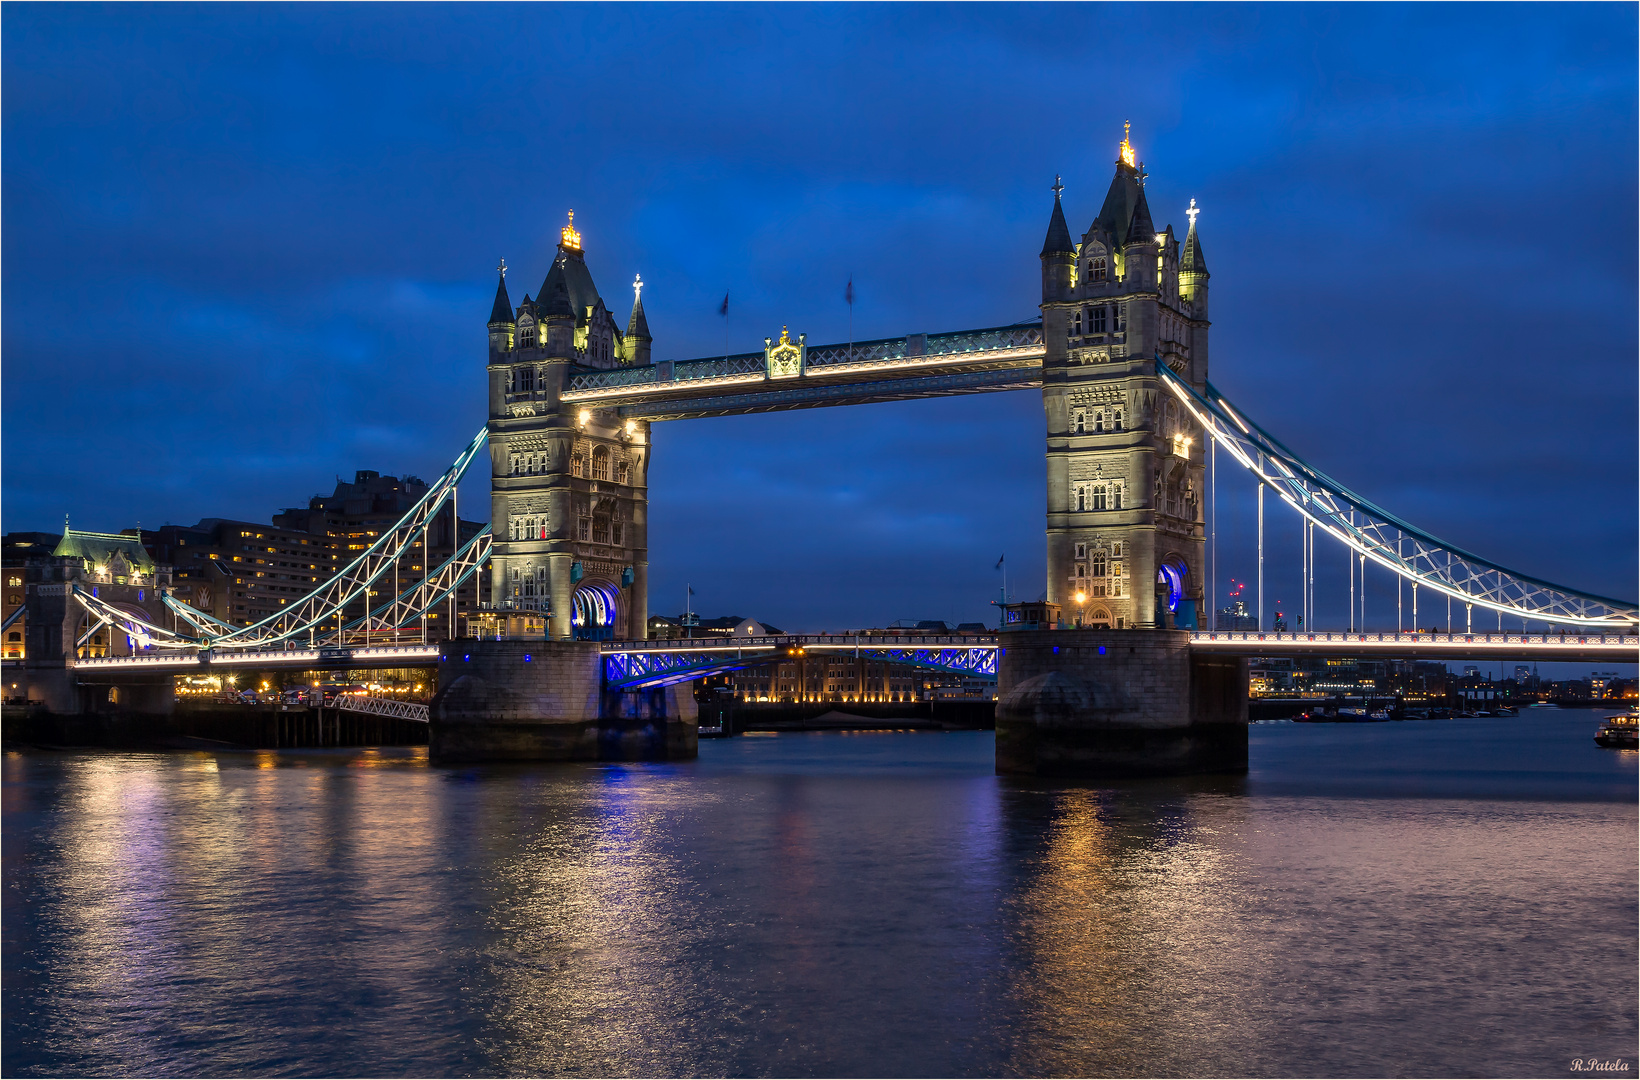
[1119,121,1136,169]
[560,210,581,252]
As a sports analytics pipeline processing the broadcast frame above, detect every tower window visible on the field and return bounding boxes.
[1076,485,1089,512]
[1074,543,1087,560]
[615,460,630,485]
[1091,257,1108,281]
[1112,407,1124,431]
[1073,309,1083,335]
[1073,410,1085,434]
[1091,552,1107,578]
[1092,484,1108,511]
[1114,305,1127,333]
[1092,307,1107,334]
[591,446,610,482]
[571,455,585,478]
[1093,409,1105,433]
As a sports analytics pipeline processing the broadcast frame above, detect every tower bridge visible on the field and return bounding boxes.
[13,128,1634,772]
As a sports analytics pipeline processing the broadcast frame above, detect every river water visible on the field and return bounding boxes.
[4,713,1635,1078]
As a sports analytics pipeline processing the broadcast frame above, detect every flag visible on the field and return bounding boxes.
[718,292,729,317]
[995,554,1005,570]
[688,586,695,596]
[845,276,854,307]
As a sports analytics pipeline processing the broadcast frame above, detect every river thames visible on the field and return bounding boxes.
[4,712,1635,1078]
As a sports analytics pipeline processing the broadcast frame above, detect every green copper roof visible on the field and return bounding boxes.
[53,529,157,574]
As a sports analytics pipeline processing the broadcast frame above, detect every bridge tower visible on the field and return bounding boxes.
[1040,128,1209,630]
[485,214,651,641]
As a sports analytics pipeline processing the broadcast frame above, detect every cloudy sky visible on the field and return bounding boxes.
[4,3,1635,632]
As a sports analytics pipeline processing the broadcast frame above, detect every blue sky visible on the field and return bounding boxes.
[4,3,1635,632]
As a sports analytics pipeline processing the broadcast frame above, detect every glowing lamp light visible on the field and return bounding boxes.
[578,409,591,426]
[1075,592,1087,605]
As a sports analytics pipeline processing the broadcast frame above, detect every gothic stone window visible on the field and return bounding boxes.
[577,515,590,542]
[1076,484,1089,512]
[615,459,630,485]
[515,367,535,393]
[571,453,585,479]
[1073,309,1083,335]
[1114,304,1127,333]
[1074,543,1087,560]
[1090,256,1108,281]
[509,453,520,476]
[1092,306,1108,334]
[1073,410,1086,434]
[591,446,610,482]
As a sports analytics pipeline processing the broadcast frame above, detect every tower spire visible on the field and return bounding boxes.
[488,259,514,326]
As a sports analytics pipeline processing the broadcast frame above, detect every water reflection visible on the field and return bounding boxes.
[3,725,1635,1078]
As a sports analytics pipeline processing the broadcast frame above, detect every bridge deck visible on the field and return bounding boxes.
[59,630,1637,679]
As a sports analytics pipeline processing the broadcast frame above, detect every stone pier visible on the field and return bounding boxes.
[428,639,697,763]
[995,629,1246,778]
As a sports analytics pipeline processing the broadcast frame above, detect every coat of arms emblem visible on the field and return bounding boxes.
[764,326,806,380]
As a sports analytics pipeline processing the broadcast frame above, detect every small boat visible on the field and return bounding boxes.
[1594,713,1637,750]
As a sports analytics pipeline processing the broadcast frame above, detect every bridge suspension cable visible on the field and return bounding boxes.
[74,426,493,654]
[1156,358,1637,629]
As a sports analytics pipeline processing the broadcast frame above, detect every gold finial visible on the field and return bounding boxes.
[778,325,790,345]
[633,273,643,302]
[560,209,581,251]
[1119,121,1136,169]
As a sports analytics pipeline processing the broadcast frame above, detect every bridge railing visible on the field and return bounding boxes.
[330,694,430,723]
[1192,630,1638,649]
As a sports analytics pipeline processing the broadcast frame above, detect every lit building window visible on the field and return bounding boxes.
[1091,257,1108,281]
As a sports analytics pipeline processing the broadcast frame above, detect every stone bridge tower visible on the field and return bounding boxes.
[485,213,651,641]
[1040,128,1210,630]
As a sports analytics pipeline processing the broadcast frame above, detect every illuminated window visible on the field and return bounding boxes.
[592,516,610,545]
[615,460,630,484]
[571,455,585,478]
[591,446,609,482]
[1091,257,1107,281]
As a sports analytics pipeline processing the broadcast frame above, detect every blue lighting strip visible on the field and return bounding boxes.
[603,643,998,690]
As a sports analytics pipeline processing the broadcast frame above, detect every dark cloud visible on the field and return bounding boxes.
[4,3,1634,631]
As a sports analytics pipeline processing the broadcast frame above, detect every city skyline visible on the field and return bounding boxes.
[4,4,1635,633]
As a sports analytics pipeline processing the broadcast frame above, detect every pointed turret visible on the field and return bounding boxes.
[540,253,577,355]
[1124,183,1156,246]
[488,264,514,326]
[624,274,652,366]
[1040,176,1076,302]
[1179,198,1210,318]
[1180,209,1208,275]
[487,260,515,356]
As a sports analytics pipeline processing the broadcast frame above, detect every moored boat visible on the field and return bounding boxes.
[1594,712,1637,749]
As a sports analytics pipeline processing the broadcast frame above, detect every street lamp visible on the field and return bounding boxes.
[1075,591,1087,628]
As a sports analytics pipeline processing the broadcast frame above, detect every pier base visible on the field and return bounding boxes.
[429,639,697,763]
[995,630,1247,778]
